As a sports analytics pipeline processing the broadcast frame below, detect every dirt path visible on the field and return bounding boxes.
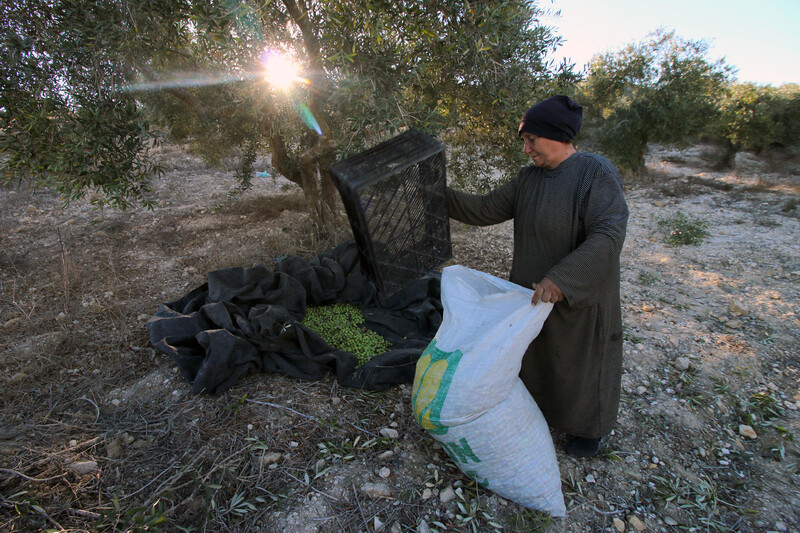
[1,143,798,532]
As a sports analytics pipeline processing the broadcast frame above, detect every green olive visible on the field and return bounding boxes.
[302,303,392,366]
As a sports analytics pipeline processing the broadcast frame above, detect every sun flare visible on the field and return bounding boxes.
[261,50,306,90]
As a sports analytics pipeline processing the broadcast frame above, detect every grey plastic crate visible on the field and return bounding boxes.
[329,130,452,297]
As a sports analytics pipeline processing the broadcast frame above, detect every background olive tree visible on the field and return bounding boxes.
[578,28,732,175]
[711,82,800,169]
[1,0,575,225]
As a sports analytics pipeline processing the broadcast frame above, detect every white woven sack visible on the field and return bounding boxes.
[432,379,566,515]
[412,265,565,517]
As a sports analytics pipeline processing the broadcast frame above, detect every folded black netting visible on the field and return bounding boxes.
[147,241,443,394]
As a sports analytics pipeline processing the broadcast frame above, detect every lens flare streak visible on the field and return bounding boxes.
[294,102,322,136]
[120,72,261,92]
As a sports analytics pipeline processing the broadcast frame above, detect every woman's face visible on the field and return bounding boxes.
[520,132,566,169]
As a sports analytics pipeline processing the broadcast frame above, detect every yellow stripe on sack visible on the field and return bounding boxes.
[414,359,449,430]
[411,340,464,435]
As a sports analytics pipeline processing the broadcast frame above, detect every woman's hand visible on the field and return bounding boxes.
[532,277,563,305]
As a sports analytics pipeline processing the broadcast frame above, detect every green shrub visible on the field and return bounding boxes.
[659,212,710,246]
[638,270,660,286]
[302,303,392,366]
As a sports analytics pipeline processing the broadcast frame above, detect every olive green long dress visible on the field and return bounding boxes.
[447,152,629,438]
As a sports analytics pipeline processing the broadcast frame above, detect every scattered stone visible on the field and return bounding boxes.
[439,486,456,503]
[774,521,788,532]
[68,461,99,475]
[261,452,282,466]
[378,450,394,460]
[288,441,299,448]
[664,516,678,526]
[727,319,743,329]
[739,424,758,439]
[672,357,691,371]
[379,467,391,479]
[585,474,596,483]
[331,397,341,406]
[418,519,430,533]
[360,482,392,499]
[379,428,399,439]
[627,514,646,531]
[373,516,384,532]
[613,517,626,532]
[636,386,647,395]
[728,300,748,316]
[137,313,151,322]
[422,488,433,500]
[642,304,655,313]
[390,521,402,533]
[106,439,123,459]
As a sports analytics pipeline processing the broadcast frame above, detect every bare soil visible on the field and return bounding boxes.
[1,142,799,533]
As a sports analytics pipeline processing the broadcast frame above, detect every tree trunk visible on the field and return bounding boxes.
[712,140,739,171]
[280,0,343,233]
[298,138,343,233]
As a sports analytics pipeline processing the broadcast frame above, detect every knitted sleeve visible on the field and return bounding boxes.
[545,166,628,307]
[446,175,517,226]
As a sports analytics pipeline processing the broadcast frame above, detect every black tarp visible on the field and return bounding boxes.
[147,241,443,394]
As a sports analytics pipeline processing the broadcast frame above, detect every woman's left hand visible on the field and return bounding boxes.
[532,277,563,305]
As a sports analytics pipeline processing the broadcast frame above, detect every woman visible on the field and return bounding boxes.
[447,95,629,457]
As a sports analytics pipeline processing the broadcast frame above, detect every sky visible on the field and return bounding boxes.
[542,0,800,86]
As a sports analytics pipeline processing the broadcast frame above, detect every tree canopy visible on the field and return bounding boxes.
[578,28,733,174]
[1,0,574,218]
[711,82,800,168]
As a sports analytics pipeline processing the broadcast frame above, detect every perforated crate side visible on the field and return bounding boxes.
[330,130,452,297]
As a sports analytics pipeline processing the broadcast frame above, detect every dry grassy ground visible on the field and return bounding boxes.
[1,143,799,532]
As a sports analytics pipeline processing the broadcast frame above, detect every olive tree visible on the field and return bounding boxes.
[579,28,732,174]
[0,0,160,209]
[712,82,800,169]
[1,0,573,223]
